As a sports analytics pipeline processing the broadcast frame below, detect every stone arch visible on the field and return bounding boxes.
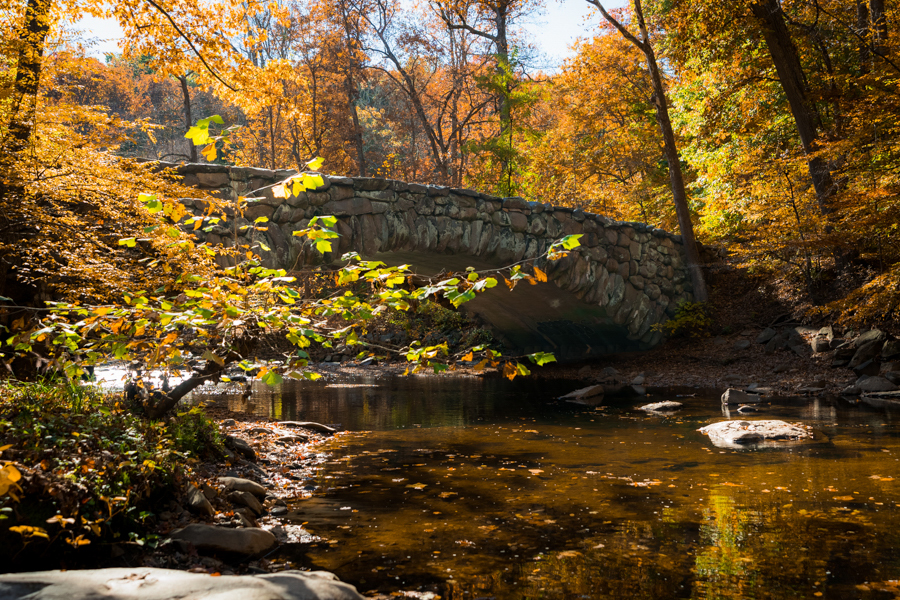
[163,163,693,360]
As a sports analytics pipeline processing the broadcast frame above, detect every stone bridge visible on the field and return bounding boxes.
[161,162,695,361]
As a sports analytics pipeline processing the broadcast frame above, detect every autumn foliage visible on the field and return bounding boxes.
[0,0,899,357]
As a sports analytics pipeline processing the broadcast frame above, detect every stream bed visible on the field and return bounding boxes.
[220,374,900,599]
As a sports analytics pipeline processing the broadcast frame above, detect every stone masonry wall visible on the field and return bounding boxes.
[156,162,694,349]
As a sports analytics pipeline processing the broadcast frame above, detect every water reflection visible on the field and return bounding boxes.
[209,376,900,599]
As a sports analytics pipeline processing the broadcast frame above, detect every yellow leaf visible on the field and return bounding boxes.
[0,464,21,495]
[201,143,217,161]
[10,526,48,539]
[502,362,517,381]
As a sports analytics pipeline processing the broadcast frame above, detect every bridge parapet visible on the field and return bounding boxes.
[158,162,694,360]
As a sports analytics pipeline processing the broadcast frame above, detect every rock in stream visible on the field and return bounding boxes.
[0,568,364,600]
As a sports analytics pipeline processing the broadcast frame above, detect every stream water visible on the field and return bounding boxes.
[222,374,900,599]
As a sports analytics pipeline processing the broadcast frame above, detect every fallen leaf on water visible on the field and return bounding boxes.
[439,491,457,498]
[833,495,855,501]
[529,469,544,475]
[525,430,539,433]
[406,483,427,490]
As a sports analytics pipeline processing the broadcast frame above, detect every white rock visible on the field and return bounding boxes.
[0,568,363,600]
[698,420,810,448]
[559,385,604,403]
[638,401,682,413]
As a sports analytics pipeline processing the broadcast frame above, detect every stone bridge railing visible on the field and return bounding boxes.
[156,162,694,357]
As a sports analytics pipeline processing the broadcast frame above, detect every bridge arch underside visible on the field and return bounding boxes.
[178,170,694,361]
[374,250,652,361]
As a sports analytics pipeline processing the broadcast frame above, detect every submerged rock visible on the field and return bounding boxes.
[169,523,277,557]
[699,420,811,448]
[638,401,683,413]
[0,568,364,600]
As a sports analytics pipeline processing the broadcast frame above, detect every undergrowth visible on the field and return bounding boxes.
[0,378,222,569]
[385,300,496,350]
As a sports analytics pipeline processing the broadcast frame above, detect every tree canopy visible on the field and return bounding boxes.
[0,0,898,395]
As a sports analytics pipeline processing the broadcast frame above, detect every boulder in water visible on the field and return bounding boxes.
[638,401,683,413]
[699,420,811,448]
[0,568,364,600]
[721,388,762,405]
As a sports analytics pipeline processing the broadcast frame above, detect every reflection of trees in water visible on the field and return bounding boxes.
[234,376,518,430]
[692,493,756,599]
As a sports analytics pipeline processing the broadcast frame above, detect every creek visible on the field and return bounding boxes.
[221,374,900,600]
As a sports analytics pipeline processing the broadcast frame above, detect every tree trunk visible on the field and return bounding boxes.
[858,0,870,73]
[347,78,367,177]
[587,0,709,303]
[5,0,53,155]
[178,75,198,162]
[751,0,836,214]
[494,6,510,127]
[643,41,709,303]
[871,0,888,56]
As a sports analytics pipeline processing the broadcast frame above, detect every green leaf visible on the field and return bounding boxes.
[315,240,332,254]
[561,234,583,250]
[261,371,283,386]
[526,351,557,366]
